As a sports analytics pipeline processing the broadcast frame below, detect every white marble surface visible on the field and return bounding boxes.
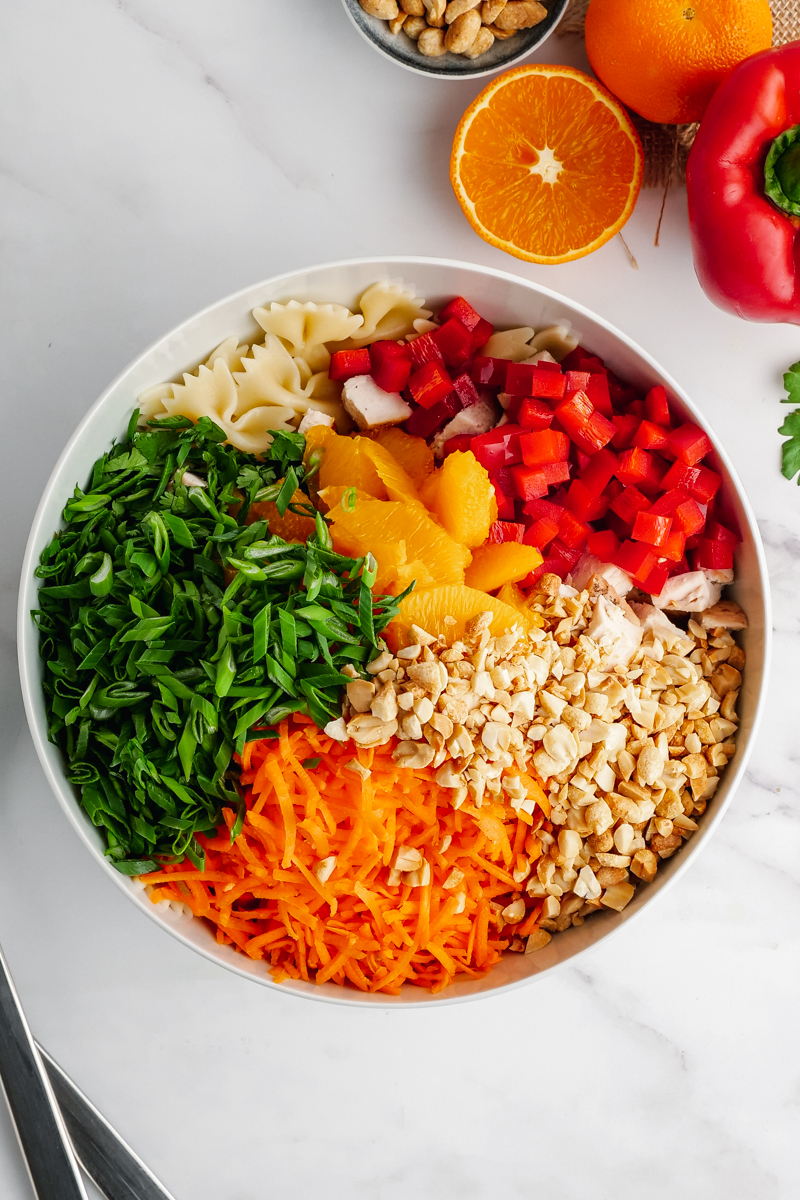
[1,3,798,1197]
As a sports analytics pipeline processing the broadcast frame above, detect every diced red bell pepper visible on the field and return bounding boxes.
[534,360,563,372]
[585,373,613,417]
[694,539,734,570]
[408,360,452,409]
[645,385,671,426]
[657,528,687,562]
[560,347,606,374]
[523,517,560,550]
[510,465,549,501]
[613,540,660,587]
[451,372,481,409]
[524,557,567,585]
[432,318,473,368]
[566,479,609,523]
[530,367,567,400]
[554,390,594,436]
[580,448,618,495]
[443,434,473,457]
[632,510,672,548]
[668,422,713,466]
[504,363,537,396]
[605,477,624,501]
[633,420,671,453]
[519,429,570,467]
[640,561,670,596]
[329,347,371,382]
[648,488,688,516]
[670,556,691,576]
[407,332,444,370]
[522,497,564,522]
[661,460,721,504]
[565,370,591,396]
[438,296,484,332]
[616,447,666,491]
[610,485,651,526]
[586,528,620,559]
[542,460,571,486]
[471,356,508,390]
[549,539,582,571]
[404,394,460,439]
[611,413,640,449]
[487,520,525,544]
[627,399,646,419]
[369,341,412,393]
[573,410,616,455]
[489,469,516,519]
[673,498,707,537]
[518,397,554,431]
[470,318,494,352]
[558,509,591,550]
[705,519,740,544]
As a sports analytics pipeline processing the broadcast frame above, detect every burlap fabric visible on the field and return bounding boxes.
[559,0,800,187]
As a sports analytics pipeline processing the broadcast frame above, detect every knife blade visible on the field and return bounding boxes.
[35,1044,177,1200]
[0,943,88,1199]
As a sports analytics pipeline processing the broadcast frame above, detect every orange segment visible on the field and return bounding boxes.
[362,428,434,490]
[249,489,317,544]
[450,65,643,265]
[326,499,470,593]
[317,433,420,504]
[429,451,497,549]
[388,584,541,650]
[465,543,543,593]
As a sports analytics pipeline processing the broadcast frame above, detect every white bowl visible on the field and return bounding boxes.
[18,257,771,1007]
[340,0,569,79]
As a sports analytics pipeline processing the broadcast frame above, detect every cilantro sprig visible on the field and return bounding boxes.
[34,415,410,875]
[779,360,800,482]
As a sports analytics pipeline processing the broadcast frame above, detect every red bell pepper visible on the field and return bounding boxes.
[432,318,473,368]
[686,43,800,324]
[633,420,671,454]
[644,385,671,426]
[439,296,484,331]
[694,539,735,570]
[524,517,560,550]
[580,448,618,495]
[519,429,570,467]
[407,332,444,370]
[610,485,650,526]
[510,464,549,501]
[585,373,613,417]
[518,397,554,431]
[586,528,620,560]
[640,561,670,597]
[522,497,564,522]
[404,394,460,438]
[667,422,712,466]
[329,348,371,382]
[471,356,508,390]
[408,360,452,409]
[369,341,411,393]
[613,540,659,587]
[452,372,481,409]
[558,510,591,551]
[487,520,525,544]
[443,434,472,457]
[632,510,671,548]
[489,469,516,519]
[565,479,608,523]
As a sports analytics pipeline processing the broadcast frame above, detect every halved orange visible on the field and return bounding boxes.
[450,65,644,265]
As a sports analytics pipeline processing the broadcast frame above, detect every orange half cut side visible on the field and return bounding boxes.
[451,65,644,265]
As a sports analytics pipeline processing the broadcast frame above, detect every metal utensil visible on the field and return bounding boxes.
[0,942,88,1198]
[35,1043,177,1200]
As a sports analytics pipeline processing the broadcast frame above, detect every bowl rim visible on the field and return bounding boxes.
[339,0,570,80]
[17,254,772,1008]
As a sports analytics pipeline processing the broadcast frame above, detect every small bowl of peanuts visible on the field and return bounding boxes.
[342,0,570,78]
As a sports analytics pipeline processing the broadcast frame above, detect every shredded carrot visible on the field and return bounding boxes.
[140,717,549,994]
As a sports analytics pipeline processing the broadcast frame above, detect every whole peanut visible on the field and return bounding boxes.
[487,23,516,37]
[424,0,447,22]
[481,0,507,22]
[418,26,448,53]
[464,25,495,55]
[445,0,481,21]
[404,13,428,35]
[400,0,425,12]
[494,0,547,30]
[445,8,481,51]
[359,0,400,18]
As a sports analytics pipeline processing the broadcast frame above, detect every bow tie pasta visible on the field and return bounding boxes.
[135,281,431,455]
[253,300,364,373]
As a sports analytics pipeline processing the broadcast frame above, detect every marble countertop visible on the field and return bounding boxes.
[1,4,797,1198]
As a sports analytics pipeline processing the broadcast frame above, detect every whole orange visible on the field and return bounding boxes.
[585,0,773,124]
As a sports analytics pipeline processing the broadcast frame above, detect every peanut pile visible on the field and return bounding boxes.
[326,573,747,952]
[359,0,549,61]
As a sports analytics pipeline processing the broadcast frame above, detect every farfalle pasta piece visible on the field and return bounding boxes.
[345,282,432,348]
[253,300,363,373]
[233,337,341,418]
[137,383,173,421]
[204,336,250,373]
[160,359,296,455]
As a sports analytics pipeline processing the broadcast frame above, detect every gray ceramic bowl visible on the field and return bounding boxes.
[341,0,569,79]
